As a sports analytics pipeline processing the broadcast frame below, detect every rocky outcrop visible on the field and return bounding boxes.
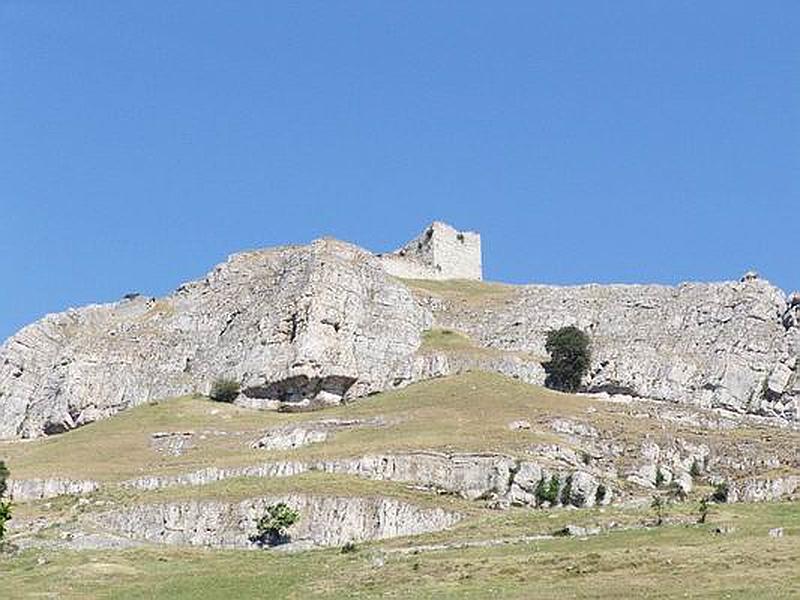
[625,440,710,494]
[729,475,800,503]
[412,351,544,387]
[91,495,462,549]
[421,278,800,420]
[0,239,430,438]
[250,417,389,451]
[7,478,99,501]
[2,224,799,439]
[121,461,309,492]
[150,431,195,456]
[319,452,517,501]
[116,452,607,508]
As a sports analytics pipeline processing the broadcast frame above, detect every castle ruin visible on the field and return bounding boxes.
[379,221,482,281]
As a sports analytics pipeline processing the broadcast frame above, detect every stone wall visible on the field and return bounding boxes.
[380,221,482,281]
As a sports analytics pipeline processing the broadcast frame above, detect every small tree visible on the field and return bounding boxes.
[543,326,591,393]
[560,474,573,506]
[255,503,300,546]
[697,497,710,524]
[210,378,240,403]
[651,495,666,526]
[534,474,561,506]
[654,467,666,489]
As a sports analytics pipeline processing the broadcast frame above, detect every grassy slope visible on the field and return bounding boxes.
[2,372,798,485]
[2,370,799,598]
[2,502,798,599]
[0,373,592,481]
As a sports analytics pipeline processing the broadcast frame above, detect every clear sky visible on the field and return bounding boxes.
[1,1,798,342]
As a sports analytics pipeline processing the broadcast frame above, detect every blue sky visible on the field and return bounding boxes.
[1,1,798,341]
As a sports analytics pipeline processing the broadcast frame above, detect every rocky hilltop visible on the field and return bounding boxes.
[1,222,799,439]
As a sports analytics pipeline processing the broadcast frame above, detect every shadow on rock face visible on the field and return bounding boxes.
[241,375,357,411]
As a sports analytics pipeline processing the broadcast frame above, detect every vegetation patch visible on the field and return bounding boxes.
[543,326,591,393]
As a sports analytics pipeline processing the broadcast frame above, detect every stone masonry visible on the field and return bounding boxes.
[380,221,482,281]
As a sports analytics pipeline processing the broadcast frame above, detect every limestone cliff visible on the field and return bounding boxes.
[0,238,429,438]
[417,277,800,420]
[1,224,798,439]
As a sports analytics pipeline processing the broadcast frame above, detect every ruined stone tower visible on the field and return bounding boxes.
[379,221,482,281]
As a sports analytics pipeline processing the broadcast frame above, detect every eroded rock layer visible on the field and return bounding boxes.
[419,279,800,420]
[0,239,429,438]
[2,227,799,439]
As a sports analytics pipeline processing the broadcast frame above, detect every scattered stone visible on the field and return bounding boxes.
[553,524,602,538]
[251,417,389,451]
[508,420,531,431]
[768,527,784,538]
[550,419,598,439]
[150,431,195,456]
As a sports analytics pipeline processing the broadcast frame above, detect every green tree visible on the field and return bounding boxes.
[697,497,710,524]
[543,326,591,392]
[560,474,573,506]
[209,378,240,403]
[255,503,300,546]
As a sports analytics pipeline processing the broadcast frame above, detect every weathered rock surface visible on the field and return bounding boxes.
[91,495,461,549]
[420,278,800,420]
[2,224,799,440]
[119,452,608,509]
[150,431,195,456]
[0,239,430,438]
[729,475,800,503]
[250,417,389,451]
[121,461,309,492]
[7,477,100,501]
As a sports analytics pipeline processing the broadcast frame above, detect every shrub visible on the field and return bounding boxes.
[0,461,10,544]
[689,459,701,479]
[595,483,607,505]
[560,475,573,506]
[340,541,358,554]
[256,503,300,546]
[0,500,10,544]
[711,482,729,503]
[534,474,561,506]
[534,478,547,506]
[0,460,8,499]
[650,495,666,526]
[210,378,240,403]
[547,475,561,505]
[654,467,665,488]
[543,326,591,392]
[697,497,710,524]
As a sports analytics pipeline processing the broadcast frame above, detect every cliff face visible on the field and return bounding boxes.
[1,228,798,440]
[418,278,800,420]
[0,238,430,439]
